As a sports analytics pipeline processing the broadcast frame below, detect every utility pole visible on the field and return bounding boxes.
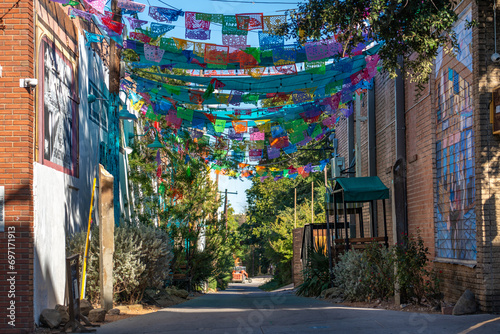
[224,189,228,223]
[97,0,120,312]
[109,0,122,225]
[311,181,314,224]
[218,189,237,228]
[294,187,297,229]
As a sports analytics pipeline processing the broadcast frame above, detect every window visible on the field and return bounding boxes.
[89,81,108,130]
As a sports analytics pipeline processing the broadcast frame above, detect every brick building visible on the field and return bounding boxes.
[333,0,500,312]
[0,0,133,332]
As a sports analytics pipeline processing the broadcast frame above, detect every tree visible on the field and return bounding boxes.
[241,168,326,281]
[276,0,460,85]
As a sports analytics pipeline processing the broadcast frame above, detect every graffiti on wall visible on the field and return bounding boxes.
[434,7,476,261]
[40,37,79,176]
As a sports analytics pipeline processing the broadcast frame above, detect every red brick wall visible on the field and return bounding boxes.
[0,0,35,332]
[472,0,500,313]
[405,79,435,257]
[373,72,396,244]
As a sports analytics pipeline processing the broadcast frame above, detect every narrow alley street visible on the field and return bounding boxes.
[95,280,500,334]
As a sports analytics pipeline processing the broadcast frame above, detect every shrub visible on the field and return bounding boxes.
[363,242,395,300]
[333,249,371,301]
[394,232,442,305]
[333,235,441,305]
[66,222,173,305]
[296,245,330,297]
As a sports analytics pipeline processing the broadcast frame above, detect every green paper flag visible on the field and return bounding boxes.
[177,108,194,122]
[146,105,161,121]
[287,119,306,130]
[163,84,180,95]
[214,119,226,132]
[289,130,305,144]
[311,124,322,138]
[63,0,79,6]
[326,80,343,95]
[305,61,326,75]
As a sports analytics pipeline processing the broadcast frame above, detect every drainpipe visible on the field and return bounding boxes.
[367,80,378,237]
[393,56,408,245]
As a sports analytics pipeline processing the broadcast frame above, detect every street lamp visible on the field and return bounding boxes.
[118,105,138,120]
[128,127,165,149]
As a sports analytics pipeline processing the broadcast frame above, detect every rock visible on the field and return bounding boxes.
[453,290,477,315]
[80,299,93,316]
[39,309,62,329]
[55,304,69,325]
[107,308,120,315]
[115,305,130,314]
[320,287,342,299]
[167,288,189,299]
[88,308,107,322]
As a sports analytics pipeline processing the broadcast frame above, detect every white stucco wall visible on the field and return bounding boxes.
[33,163,80,322]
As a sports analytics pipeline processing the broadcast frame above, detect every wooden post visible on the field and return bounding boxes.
[99,165,115,311]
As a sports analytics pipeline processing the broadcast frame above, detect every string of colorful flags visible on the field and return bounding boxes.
[52,0,382,182]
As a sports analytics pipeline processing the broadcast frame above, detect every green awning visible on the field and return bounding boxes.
[332,176,389,203]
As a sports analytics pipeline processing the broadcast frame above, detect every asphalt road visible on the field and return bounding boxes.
[95,280,500,334]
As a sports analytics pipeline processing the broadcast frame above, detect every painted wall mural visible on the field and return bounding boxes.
[39,37,79,176]
[434,7,476,261]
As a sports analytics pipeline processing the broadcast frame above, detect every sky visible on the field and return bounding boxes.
[133,0,304,213]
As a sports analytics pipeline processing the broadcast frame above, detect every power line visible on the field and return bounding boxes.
[157,0,181,11]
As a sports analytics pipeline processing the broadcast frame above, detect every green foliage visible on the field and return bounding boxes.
[128,120,233,293]
[394,232,442,305]
[333,243,394,301]
[328,233,442,304]
[333,250,369,300]
[362,242,395,300]
[277,0,460,85]
[242,173,326,283]
[296,245,330,297]
[165,218,240,292]
[66,222,173,305]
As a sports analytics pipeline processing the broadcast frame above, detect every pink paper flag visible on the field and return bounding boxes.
[250,131,265,141]
[84,0,105,15]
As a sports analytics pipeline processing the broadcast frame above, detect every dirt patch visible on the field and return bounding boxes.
[326,297,442,314]
[35,292,204,333]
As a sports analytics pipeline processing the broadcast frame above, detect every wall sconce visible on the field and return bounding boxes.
[118,105,137,120]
